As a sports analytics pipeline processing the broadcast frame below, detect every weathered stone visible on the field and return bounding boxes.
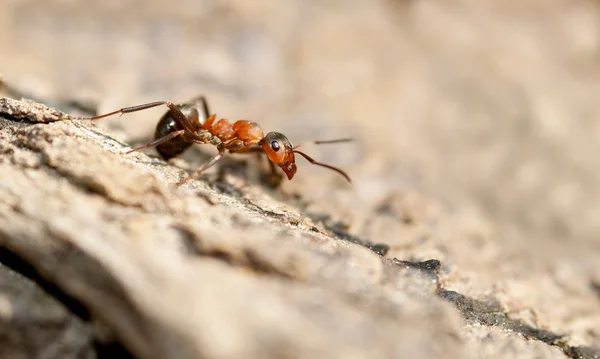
[0,103,467,359]
[0,263,96,359]
[2,0,600,357]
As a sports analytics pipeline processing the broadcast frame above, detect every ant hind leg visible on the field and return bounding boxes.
[189,96,210,121]
[125,130,185,154]
[85,101,167,120]
[81,100,207,143]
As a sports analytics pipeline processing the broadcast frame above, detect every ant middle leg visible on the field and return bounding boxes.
[176,145,226,187]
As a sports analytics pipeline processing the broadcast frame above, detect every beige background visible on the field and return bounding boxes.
[1,0,600,347]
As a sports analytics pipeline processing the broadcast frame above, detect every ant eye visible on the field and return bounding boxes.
[270,140,280,152]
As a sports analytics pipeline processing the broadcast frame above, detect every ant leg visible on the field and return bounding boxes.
[176,146,226,187]
[125,130,185,154]
[189,96,210,121]
[85,101,167,120]
[266,159,283,187]
[235,146,283,186]
[200,97,209,119]
[82,101,207,143]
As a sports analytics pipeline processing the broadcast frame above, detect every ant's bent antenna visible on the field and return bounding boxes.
[292,150,351,183]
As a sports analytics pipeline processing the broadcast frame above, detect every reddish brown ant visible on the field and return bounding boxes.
[82,96,351,186]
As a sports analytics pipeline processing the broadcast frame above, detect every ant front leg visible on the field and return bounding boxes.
[176,144,226,187]
[265,159,284,188]
[242,146,283,187]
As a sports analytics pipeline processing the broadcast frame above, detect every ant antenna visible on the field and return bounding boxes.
[293,138,353,150]
[313,138,353,145]
[292,150,352,183]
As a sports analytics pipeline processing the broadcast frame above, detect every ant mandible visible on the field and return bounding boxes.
[82,96,351,186]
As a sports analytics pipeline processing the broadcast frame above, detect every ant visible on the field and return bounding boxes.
[81,96,352,186]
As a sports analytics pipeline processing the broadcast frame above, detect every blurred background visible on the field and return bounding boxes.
[1,0,600,346]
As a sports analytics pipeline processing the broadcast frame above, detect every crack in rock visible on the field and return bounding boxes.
[399,259,600,359]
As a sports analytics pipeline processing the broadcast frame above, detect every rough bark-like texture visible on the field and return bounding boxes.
[0,99,461,359]
[0,263,95,359]
[1,0,600,358]
[1,98,598,359]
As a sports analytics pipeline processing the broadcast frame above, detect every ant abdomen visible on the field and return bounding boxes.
[155,103,204,160]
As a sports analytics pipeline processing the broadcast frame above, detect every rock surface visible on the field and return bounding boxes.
[1,0,600,358]
[0,99,463,359]
[0,262,96,359]
[0,96,597,359]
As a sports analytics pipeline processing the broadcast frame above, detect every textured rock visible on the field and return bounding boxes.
[0,263,95,359]
[1,98,597,359]
[2,0,600,358]
[0,101,465,358]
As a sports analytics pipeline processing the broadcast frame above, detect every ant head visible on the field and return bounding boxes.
[261,132,352,182]
[261,132,297,180]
